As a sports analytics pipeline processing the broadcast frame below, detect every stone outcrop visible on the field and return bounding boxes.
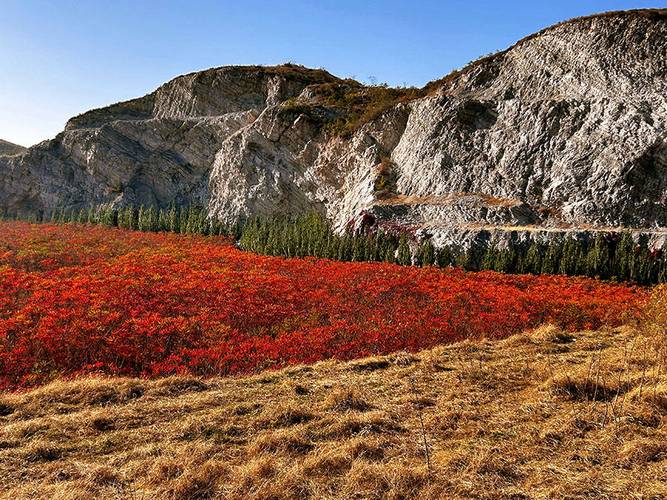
[1,9,666,245]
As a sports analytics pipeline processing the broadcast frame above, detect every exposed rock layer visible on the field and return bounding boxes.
[1,9,666,244]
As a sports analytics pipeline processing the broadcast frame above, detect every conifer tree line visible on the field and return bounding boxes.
[0,204,242,238]
[2,205,666,284]
[237,213,667,284]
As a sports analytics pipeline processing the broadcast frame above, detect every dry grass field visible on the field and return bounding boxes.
[1,316,666,498]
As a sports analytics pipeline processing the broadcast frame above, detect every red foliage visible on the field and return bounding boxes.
[0,222,648,389]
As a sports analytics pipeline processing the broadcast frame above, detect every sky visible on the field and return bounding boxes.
[0,0,662,147]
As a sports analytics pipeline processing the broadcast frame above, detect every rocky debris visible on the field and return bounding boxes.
[1,10,667,246]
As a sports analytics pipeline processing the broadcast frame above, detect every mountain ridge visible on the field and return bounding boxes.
[62,8,667,127]
[0,139,26,157]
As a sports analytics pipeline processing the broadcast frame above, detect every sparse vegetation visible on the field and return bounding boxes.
[313,82,423,137]
[276,80,424,137]
[373,157,397,198]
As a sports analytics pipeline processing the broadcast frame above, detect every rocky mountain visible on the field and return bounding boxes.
[0,140,26,157]
[1,9,666,246]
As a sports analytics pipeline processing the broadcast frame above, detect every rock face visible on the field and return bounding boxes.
[1,9,667,245]
[0,140,26,157]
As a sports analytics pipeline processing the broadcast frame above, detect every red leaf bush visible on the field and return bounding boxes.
[0,222,647,389]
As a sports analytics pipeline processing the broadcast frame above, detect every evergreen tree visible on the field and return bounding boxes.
[167,205,178,233]
[522,241,542,275]
[146,206,158,232]
[86,206,96,224]
[137,206,146,231]
[585,234,611,279]
[77,208,87,224]
[396,234,411,266]
[481,245,497,271]
[494,247,517,273]
[541,241,562,275]
[634,235,651,284]
[658,244,667,284]
[418,240,436,267]
[616,232,635,282]
[436,247,452,268]
[352,237,364,261]
[559,237,583,276]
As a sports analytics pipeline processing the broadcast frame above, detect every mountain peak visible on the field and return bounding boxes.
[426,8,667,99]
[64,63,342,130]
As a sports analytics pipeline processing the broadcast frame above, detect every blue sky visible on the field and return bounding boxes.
[1,0,661,146]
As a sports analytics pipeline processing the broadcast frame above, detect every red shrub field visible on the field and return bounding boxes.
[0,221,647,390]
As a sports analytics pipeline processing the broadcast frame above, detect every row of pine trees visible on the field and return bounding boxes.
[238,213,667,284]
[26,204,243,238]
[3,205,666,284]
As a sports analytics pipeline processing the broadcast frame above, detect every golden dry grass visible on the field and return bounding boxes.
[1,322,666,499]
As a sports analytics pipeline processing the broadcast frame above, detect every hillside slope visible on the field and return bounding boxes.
[0,140,26,157]
[1,325,665,498]
[1,9,666,246]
